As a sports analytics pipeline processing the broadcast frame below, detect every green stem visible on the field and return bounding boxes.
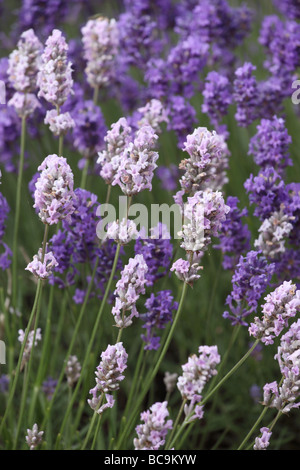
[12,114,26,308]
[165,399,187,450]
[237,405,269,450]
[80,159,90,189]
[55,243,121,447]
[115,281,189,450]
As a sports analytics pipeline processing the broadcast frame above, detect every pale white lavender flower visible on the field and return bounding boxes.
[249,281,300,345]
[137,99,169,134]
[97,117,132,185]
[44,109,75,136]
[253,427,272,450]
[8,91,40,117]
[25,247,58,279]
[37,29,73,108]
[112,125,159,196]
[170,257,203,285]
[25,423,44,450]
[65,355,81,388]
[18,327,42,365]
[8,29,42,93]
[134,401,173,450]
[81,17,119,89]
[111,254,148,328]
[178,127,230,196]
[163,372,178,395]
[254,210,294,259]
[33,154,75,225]
[104,218,138,245]
[88,342,128,415]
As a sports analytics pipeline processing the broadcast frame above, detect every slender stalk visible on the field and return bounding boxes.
[81,395,104,450]
[165,399,187,450]
[12,114,27,308]
[55,243,121,446]
[115,280,189,450]
[80,159,90,189]
[237,405,269,450]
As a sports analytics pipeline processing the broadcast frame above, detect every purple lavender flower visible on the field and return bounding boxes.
[177,345,221,401]
[166,96,197,149]
[134,401,173,450]
[134,223,173,286]
[111,254,148,329]
[249,281,300,345]
[0,180,12,270]
[112,125,159,196]
[223,251,275,326]
[214,196,251,270]
[81,17,119,90]
[248,116,292,174]
[233,62,258,127]
[253,427,272,450]
[202,71,232,131]
[33,154,75,225]
[17,0,69,39]
[273,0,300,20]
[156,164,180,192]
[88,342,128,415]
[170,257,203,286]
[26,247,58,279]
[141,290,178,350]
[136,99,168,134]
[42,376,58,400]
[0,374,9,393]
[37,29,73,107]
[44,109,74,137]
[8,29,42,93]
[178,127,230,195]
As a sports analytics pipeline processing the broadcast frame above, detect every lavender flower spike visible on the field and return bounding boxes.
[253,427,272,450]
[33,154,75,225]
[112,254,148,328]
[88,342,128,415]
[25,423,44,450]
[134,401,173,450]
[37,29,73,107]
[26,247,58,279]
[81,17,119,89]
[249,281,300,345]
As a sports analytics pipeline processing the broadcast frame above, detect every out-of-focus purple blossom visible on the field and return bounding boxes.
[136,99,168,134]
[233,62,259,127]
[44,109,75,136]
[0,374,9,393]
[26,247,58,279]
[37,29,73,108]
[214,196,251,270]
[42,376,57,400]
[8,92,40,118]
[48,188,122,303]
[0,183,12,270]
[250,384,262,404]
[249,280,300,345]
[88,342,127,415]
[134,401,173,450]
[112,125,159,196]
[8,29,42,93]
[253,427,272,450]
[244,167,289,221]
[273,0,300,20]
[141,290,178,351]
[134,223,173,286]
[97,117,132,185]
[144,58,169,100]
[178,127,230,195]
[202,71,232,132]
[166,95,197,149]
[81,17,119,90]
[70,99,107,166]
[156,164,180,192]
[177,345,221,401]
[223,251,275,326]
[33,154,75,225]
[248,116,292,174]
[111,254,148,329]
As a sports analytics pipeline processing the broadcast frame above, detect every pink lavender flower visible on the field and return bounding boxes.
[134,401,173,450]
[111,254,148,328]
[25,423,44,450]
[253,427,272,450]
[26,247,58,279]
[177,345,221,401]
[81,17,119,89]
[8,92,40,117]
[249,281,300,345]
[170,257,203,285]
[97,117,132,185]
[37,29,73,107]
[233,62,259,127]
[44,109,75,136]
[112,125,159,196]
[8,28,42,93]
[33,154,75,225]
[42,376,57,400]
[88,342,128,414]
[137,99,168,134]
[18,327,42,365]
[178,127,230,195]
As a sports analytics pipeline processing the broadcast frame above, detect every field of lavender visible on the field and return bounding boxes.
[1,0,300,452]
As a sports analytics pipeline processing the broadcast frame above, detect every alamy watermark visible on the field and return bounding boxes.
[292,79,300,105]
[0,80,6,105]
[0,340,6,365]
